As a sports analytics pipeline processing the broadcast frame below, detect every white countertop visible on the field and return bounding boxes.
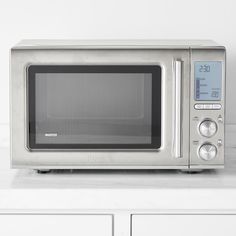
[0,124,236,213]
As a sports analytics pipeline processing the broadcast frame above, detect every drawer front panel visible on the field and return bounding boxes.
[0,214,112,236]
[132,214,236,236]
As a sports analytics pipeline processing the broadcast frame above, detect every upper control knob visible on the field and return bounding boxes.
[199,120,217,137]
[199,143,217,161]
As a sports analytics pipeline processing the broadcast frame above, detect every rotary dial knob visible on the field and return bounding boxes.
[199,144,217,161]
[199,120,217,137]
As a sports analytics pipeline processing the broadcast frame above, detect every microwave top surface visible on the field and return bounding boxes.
[11,39,225,50]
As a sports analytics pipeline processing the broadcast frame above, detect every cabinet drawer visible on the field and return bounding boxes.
[132,214,236,236]
[0,214,112,236]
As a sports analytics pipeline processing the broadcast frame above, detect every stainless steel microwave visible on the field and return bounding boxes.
[10,40,226,171]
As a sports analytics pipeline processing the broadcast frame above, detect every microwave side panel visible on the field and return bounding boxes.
[10,47,190,169]
[10,49,27,168]
[189,48,226,168]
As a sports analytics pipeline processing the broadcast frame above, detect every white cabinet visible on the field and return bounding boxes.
[132,214,236,236]
[0,214,112,236]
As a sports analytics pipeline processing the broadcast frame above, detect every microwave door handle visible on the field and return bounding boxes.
[174,60,182,158]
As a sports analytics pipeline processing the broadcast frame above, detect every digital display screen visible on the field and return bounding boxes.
[194,61,222,101]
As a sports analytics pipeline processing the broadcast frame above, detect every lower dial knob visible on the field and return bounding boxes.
[199,120,217,137]
[199,143,217,161]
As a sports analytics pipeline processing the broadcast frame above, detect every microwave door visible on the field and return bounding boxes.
[27,65,161,150]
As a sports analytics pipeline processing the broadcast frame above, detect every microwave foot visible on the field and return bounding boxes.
[179,169,203,174]
[36,169,51,174]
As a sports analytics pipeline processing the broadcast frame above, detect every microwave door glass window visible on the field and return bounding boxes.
[28,66,161,149]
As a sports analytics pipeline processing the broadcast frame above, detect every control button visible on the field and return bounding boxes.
[203,104,213,109]
[217,139,223,147]
[199,143,217,161]
[194,103,222,110]
[212,104,222,110]
[199,120,217,138]
[194,104,204,109]
[193,140,199,145]
[218,115,223,123]
[193,116,199,121]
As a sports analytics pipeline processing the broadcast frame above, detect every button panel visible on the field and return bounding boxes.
[190,54,225,167]
[192,102,223,162]
[194,103,221,110]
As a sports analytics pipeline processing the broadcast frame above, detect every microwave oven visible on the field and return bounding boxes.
[10,40,226,171]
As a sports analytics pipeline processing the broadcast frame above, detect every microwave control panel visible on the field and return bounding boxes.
[190,49,225,168]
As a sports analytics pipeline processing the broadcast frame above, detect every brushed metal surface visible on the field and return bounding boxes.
[174,60,182,158]
[10,41,225,169]
[189,49,226,166]
[12,39,223,50]
[199,143,217,161]
[199,120,217,138]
